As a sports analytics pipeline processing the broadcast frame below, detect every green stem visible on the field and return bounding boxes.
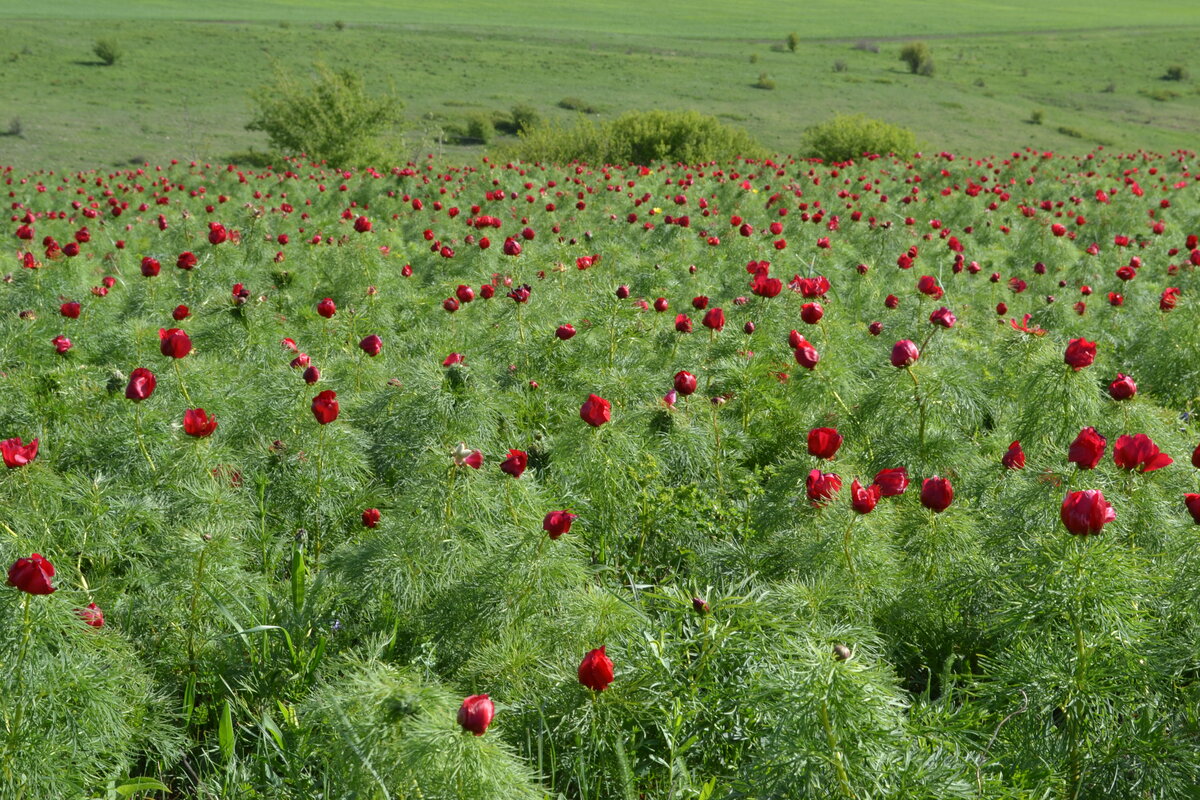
[173,358,192,406]
[908,367,926,454]
[135,403,156,471]
[842,518,857,583]
[187,541,209,669]
[819,695,856,799]
[313,423,328,566]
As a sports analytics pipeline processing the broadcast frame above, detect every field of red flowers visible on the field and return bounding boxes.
[4,149,1200,798]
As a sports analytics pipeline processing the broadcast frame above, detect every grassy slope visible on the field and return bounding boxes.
[0,3,1198,170]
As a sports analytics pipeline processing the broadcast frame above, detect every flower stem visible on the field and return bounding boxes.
[313,423,328,566]
[135,404,156,471]
[173,358,192,405]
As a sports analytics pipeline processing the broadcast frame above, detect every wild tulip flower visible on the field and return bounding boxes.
[702,307,725,332]
[806,468,842,506]
[183,408,218,438]
[1,437,38,469]
[580,394,611,427]
[452,442,483,469]
[125,368,156,402]
[807,427,843,459]
[849,479,881,514]
[7,553,55,594]
[457,694,495,736]
[1061,489,1116,535]
[311,390,339,424]
[1002,441,1025,469]
[362,508,381,528]
[543,510,577,539]
[1068,427,1107,470]
[578,646,615,691]
[52,335,71,354]
[159,328,192,359]
[359,334,383,357]
[920,476,954,513]
[1185,494,1200,524]
[1108,374,1136,400]
[890,340,919,368]
[874,467,909,496]
[1113,434,1173,472]
[1064,338,1096,371]
[317,298,336,318]
[555,324,576,340]
[76,602,104,628]
[673,371,697,396]
[500,449,528,478]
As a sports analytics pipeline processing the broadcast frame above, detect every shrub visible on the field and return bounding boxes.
[245,63,402,168]
[558,97,598,114]
[1030,109,1044,125]
[1102,81,1116,93]
[465,112,494,144]
[4,117,21,137]
[754,71,776,90]
[93,39,122,66]
[799,113,916,162]
[749,53,759,64]
[509,103,541,134]
[917,58,936,77]
[1164,64,1189,81]
[1056,125,1085,139]
[833,60,848,73]
[853,40,880,53]
[899,41,931,75]
[787,32,800,53]
[509,110,766,165]
[333,19,346,31]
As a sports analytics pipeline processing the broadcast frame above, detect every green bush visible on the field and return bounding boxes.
[799,113,916,162]
[465,112,494,144]
[754,71,776,90]
[509,103,541,134]
[1164,64,1189,81]
[1030,109,1045,125]
[245,63,402,168]
[511,109,767,165]
[787,32,800,52]
[557,96,598,114]
[899,41,931,75]
[92,39,122,66]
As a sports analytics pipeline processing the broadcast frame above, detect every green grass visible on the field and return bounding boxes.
[0,4,1198,169]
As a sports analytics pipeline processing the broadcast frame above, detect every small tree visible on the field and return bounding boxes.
[899,41,931,75]
[1164,64,1189,81]
[245,63,402,167]
[799,113,916,162]
[93,39,122,66]
[510,104,541,134]
[787,32,800,53]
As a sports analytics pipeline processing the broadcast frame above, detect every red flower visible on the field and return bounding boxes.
[580,394,611,427]
[500,449,528,478]
[442,353,464,367]
[172,305,190,321]
[76,602,104,628]
[750,272,782,297]
[1002,441,1025,470]
[362,508,381,528]
[456,284,475,304]
[176,251,197,270]
[916,275,943,299]
[874,467,909,496]
[311,390,339,424]
[1,437,38,469]
[578,646,615,691]
[692,296,709,310]
[929,307,956,328]
[7,553,55,594]
[807,427,843,459]
[543,510,577,539]
[1009,314,1046,336]
[890,340,919,368]
[183,408,218,438]
[702,307,725,332]
[1067,427,1107,470]
[443,297,460,313]
[885,294,900,309]
[60,301,81,319]
[675,314,693,333]
[1161,287,1181,311]
[1064,338,1096,371]
[806,468,842,506]
[353,216,372,233]
[920,476,954,513]
[800,302,824,325]
[317,298,336,318]
[849,479,881,514]
[52,335,72,354]
[1112,433,1173,472]
[140,256,161,277]
[125,368,156,402]
[158,328,192,359]
[673,371,697,396]
[793,342,820,369]
[1060,489,1116,535]
[303,366,320,384]
[1108,374,1136,401]
[457,694,495,736]
[1185,494,1200,524]
[502,237,522,256]
[359,334,383,357]
[452,443,483,469]
[555,324,576,340]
